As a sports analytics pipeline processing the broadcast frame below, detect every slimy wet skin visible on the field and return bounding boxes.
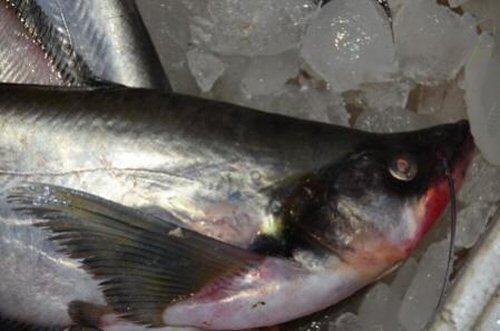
[0,84,474,330]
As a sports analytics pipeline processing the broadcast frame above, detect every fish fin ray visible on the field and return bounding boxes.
[7,183,260,327]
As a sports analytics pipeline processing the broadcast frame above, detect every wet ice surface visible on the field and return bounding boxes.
[356,81,413,112]
[241,51,299,96]
[456,202,495,249]
[330,313,362,331]
[357,258,417,331]
[186,48,226,92]
[465,32,500,165]
[394,0,477,83]
[192,0,317,56]
[399,240,449,331]
[136,0,500,330]
[355,107,433,133]
[459,154,500,204]
[301,0,397,92]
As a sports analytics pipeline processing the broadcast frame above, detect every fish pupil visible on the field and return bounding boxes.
[397,158,410,173]
[390,154,417,181]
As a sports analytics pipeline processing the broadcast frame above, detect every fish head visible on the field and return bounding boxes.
[281,120,474,275]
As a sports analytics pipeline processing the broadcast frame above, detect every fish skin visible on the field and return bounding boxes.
[0,83,474,330]
[0,0,170,89]
[0,3,63,86]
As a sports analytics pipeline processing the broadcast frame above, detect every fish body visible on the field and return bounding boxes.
[0,84,474,330]
[0,0,170,89]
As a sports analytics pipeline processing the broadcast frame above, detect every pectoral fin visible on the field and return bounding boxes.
[7,184,260,327]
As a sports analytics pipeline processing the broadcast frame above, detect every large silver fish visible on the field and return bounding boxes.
[0,83,474,330]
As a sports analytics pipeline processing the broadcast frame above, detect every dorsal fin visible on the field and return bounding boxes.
[7,184,260,327]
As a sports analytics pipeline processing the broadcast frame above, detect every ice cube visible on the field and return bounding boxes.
[210,56,250,105]
[411,72,468,123]
[137,1,201,48]
[244,82,348,125]
[187,48,226,92]
[301,0,397,92]
[398,239,449,331]
[136,1,200,95]
[326,89,351,126]
[465,32,500,165]
[458,154,500,204]
[358,81,412,111]
[354,107,434,133]
[191,0,317,56]
[394,0,478,83]
[330,312,362,331]
[358,283,400,331]
[390,257,418,300]
[456,202,494,249]
[241,51,300,96]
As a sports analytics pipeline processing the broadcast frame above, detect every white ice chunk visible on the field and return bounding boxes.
[355,258,416,331]
[355,107,434,133]
[245,82,349,125]
[359,81,412,111]
[301,0,397,92]
[399,240,449,331]
[192,0,317,56]
[326,89,351,126]
[413,72,467,123]
[209,56,250,105]
[358,283,400,331]
[210,58,348,125]
[136,1,200,95]
[330,312,362,331]
[465,33,500,165]
[241,51,299,96]
[458,154,500,204]
[186,48,226,92]
[394,0,478,83]
[137,1,205,48]
[390,257,418,299]
[456,202,494,249]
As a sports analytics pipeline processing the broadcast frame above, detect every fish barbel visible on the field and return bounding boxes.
[0,83,475,330]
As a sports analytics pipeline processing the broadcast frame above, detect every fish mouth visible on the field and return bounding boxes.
[411,120,475,250]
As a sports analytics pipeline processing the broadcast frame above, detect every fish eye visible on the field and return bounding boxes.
[389,154,417,181]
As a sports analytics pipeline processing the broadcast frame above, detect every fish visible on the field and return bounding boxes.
[0,0,170,89]
[0,82,475,330]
